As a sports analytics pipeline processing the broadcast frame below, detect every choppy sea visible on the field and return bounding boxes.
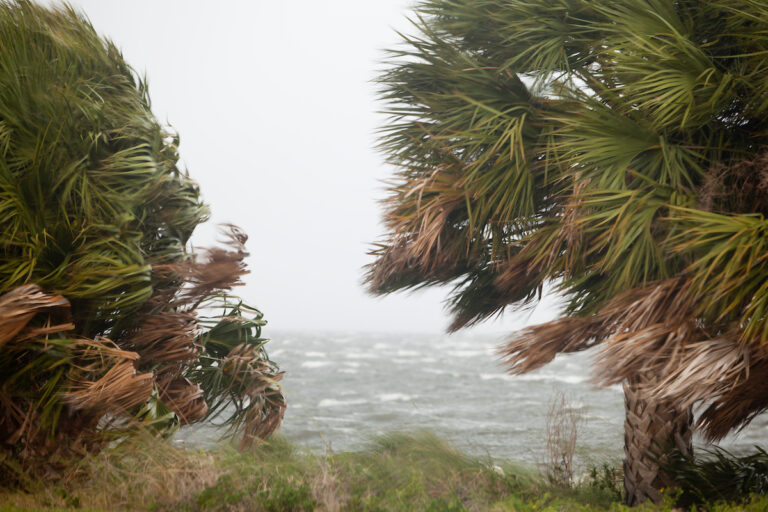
[179,330,768,466]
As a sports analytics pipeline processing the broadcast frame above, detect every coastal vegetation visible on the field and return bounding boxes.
[366,0,768,503]
[0,0,284,481]
[3,0,768,509]
[2,432,768,511]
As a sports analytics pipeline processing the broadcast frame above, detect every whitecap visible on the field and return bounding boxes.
[378,393,414,402]
[480,372,586,385]
[301,361,331,368]
[306,351,326,358]
[345,352,377,360]
[516,373,586,384]
[447,349,485,358]
[318,398,367,408]
[480,373,515,382]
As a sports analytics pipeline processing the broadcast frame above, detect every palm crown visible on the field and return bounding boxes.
[0,1,284,476]
[368,0,768,443]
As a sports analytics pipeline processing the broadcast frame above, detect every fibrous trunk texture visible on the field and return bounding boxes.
[623,376,693,505]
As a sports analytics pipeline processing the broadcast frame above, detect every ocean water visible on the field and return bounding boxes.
[180,330,768,465]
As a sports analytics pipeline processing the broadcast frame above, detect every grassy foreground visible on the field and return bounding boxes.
[1,432,767,511]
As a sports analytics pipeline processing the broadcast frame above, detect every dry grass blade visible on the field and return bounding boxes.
[545,391,582,487]
[0,284,70,347]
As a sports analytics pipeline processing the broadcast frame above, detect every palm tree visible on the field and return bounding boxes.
[367,0,768,503]
[0,1,284,479]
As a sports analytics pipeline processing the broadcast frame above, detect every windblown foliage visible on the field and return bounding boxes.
[367,0,768,441]
[664,446,768,506]
[0,1,283,479]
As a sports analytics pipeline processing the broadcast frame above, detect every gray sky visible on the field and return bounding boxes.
[47,0,560,334]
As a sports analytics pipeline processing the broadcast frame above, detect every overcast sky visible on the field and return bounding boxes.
[45,0,560,335]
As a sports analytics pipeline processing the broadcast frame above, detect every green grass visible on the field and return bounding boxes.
[2,432,768,511]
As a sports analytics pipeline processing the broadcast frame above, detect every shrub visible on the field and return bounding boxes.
[0,0,283,482]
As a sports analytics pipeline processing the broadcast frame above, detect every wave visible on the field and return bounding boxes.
[479,373,586,385]
[378,393,415,402]
[318,398,368,408]
[447,349,486,358]
[302,361,332,369]
[344,352,377,360]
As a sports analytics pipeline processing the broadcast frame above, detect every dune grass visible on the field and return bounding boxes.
[2,432,768,511]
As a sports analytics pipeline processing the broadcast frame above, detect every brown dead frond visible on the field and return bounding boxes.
[64,360,154,414]
[627,336,768,442]
[63,339,153,415]
[157,377,208,425]
[181,225,249,307]
[544,175,590,274]
[70,337,142,365]
[699,150,768,215]
[498,316,604,374]
[366,170,480,294]
[129,312,200,366]
[599,278,692,333]
[365,233,474,293]
[641,334,748,410]
[500,279,699,387]
[493,255,539,294]
[697,348,768,441]
[0,284,71,347]
[15,321,75,342]
[150,224,250,310]
[592,321,697,387]
[585,279,700,386]
[212,342,287,448]
[240,381,286,448]
[222,343,271,380]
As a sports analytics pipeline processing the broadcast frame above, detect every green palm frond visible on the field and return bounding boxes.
[369,0,768,441]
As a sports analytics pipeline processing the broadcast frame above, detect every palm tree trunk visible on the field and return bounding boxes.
[623,376,693,505]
